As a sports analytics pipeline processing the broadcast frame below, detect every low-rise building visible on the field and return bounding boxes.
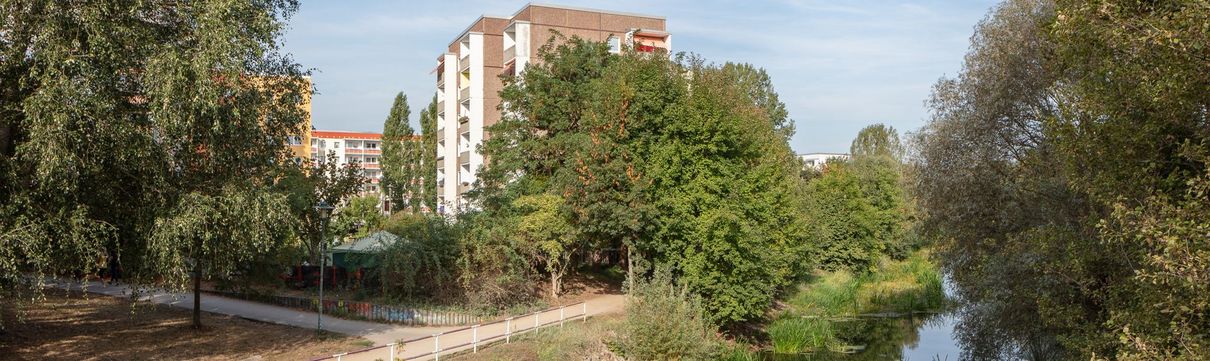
[800,153,851,169]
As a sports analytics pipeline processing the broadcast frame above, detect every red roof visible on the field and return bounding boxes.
[312,130,383,140]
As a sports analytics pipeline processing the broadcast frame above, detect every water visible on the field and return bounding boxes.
[764,278,963,361]
[763,313,961,360]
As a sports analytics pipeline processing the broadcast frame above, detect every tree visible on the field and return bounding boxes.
[418,95,440,212]
[850,124,903,161]
[148,185,295,328]
[641,60,808,326]
[512,193,581,298]
[331,194,385,240]
[279,152,366,264]
[481,36,809,327]
[381,92,418,213]
[0,1,310,329]
[916,0,1210,358]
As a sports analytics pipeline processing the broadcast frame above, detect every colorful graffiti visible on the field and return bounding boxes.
[209,291,484,326]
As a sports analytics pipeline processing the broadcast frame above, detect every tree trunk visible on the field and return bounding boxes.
[192,241,203,329]
[551,272,560,298]
[626,245,634,292]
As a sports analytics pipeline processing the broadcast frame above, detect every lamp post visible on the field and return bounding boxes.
[314,200,335,333]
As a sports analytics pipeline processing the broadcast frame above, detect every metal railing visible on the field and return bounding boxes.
[311,302,589,361]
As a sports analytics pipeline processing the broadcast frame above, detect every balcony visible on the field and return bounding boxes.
[504,45,516,65]
[437,76,445,89]
[459,86,470,101]
[437,100,444,112]
[458,55,470,72]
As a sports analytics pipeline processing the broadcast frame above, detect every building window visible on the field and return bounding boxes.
[607,36,621,54]
[366,142,378,149]
[333,141,340,149]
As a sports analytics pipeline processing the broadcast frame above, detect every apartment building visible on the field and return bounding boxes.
[435,3,670,213]
[310,130,385,194]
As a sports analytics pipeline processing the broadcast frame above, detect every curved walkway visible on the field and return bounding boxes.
[47,279,625,359]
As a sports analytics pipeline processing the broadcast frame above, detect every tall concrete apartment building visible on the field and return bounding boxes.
[435,3,670,213]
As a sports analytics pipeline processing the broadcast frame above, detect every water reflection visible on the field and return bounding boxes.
[763,313,960,361]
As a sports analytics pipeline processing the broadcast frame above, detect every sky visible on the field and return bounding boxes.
[283,0,998,153]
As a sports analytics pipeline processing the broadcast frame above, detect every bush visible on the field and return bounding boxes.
[374,213,459,300]
[456,212,537,308]
[618,270,718,360]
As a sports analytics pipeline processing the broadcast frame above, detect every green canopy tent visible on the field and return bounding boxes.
[330,230,400,269]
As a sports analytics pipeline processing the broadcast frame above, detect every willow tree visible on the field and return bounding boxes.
[0,0,310,329]
[917,0,1209,358]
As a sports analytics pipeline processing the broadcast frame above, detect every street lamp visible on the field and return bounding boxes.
[314,200,335,333]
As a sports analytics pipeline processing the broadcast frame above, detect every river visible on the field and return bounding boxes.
[765,278,964,361]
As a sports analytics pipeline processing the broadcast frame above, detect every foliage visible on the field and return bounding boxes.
[804,163,883,271]
[767,318,834,354]
[916,0,1210,358]
[418,95,439,212]
[375,213,460,300]
[0,0,309,328]
[278,152,365,263]
[618,270,718,361]
[786,250,945,317]
[512,193,581,298]
[456,212,538,307]
[381,92,423,213]
[331,195,385,240]
[147,185,297,326]
[804,124,911,271]
[480,36,808,327]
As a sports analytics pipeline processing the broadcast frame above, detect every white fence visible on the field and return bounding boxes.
[311,302,589,361]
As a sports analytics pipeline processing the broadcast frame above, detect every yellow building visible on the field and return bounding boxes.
[287,77,313,161]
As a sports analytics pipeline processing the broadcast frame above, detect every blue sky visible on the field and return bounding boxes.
[283,1,997,153]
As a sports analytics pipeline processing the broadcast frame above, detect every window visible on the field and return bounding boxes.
[333,142,340,148]
[607,36,621,54]
[366,142,378,149]
[286,136,302,145]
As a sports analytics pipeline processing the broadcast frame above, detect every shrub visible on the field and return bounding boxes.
[374,213,460,300]
[618,270,718,360]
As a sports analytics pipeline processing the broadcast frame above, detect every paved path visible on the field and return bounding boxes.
[48,279,625,360]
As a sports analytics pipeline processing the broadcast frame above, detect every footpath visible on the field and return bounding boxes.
[48,279,625,360]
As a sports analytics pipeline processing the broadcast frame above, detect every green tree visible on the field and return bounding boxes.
[331,194,385,240]
[148,186,295,328]
[0,1,310,329]
[381,92,420,212]
[418,95,439,212]
[849,124,903,161]
[512,193,581,298]
[917,0,1210,358]
[481,36,808,327]
[279,152,366,263]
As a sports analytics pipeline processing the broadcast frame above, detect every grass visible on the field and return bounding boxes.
[769,249,947,354]
[788,249,945,317]
[767,318,834,354]
[452,314,623,361]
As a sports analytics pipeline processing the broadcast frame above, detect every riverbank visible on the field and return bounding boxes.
[767,249,947,355]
